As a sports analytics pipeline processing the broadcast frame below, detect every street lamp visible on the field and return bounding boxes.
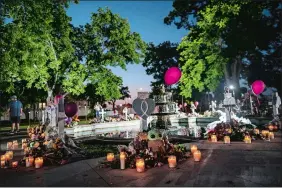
[229,85,235,97]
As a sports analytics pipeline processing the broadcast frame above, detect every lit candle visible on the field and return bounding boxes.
[268,125,274,131]
[35,157,43,169]
[190,145,197,154]
[193,150,201,162]
[262,130,269,137]
[5,151,13,160]
[269,132,274,139]
[168,155,177,168]
[211,135,217,142]
[244,135,251,144]
[22,139,27,144]
[106,153,115,162]
[120,152,126,170]
[254,128,259,135]
[26,156,34,167]
[22,142,28,150]
[136,158,145,172]
[12,142,19,150]
[12,161,18,168]
[7,142,13,150]
[0,160,5,168]
[224,136,230,144]
[0,155,6,168]
[24,147,30,155]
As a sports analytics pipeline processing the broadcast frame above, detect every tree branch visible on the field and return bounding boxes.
[47,36,59,91]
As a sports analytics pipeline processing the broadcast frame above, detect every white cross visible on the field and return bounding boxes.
[99,109,106,122]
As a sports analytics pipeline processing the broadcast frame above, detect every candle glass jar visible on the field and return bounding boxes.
[211,135,217,142]
[269,132,274,139]
[136,158,145,172]
[224,136,230,144]
[35,157,43,169]
[107,153,115,162]
[193,150,201,162]
[168,155,177,168]
[190,145,197,154]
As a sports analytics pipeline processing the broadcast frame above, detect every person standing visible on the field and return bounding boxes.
[8,95,23,134]
[94,102,102,119]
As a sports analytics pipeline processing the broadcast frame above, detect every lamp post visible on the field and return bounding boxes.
[229,85,235,98]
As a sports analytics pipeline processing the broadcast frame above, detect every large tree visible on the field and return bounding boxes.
[165,0,281,98]
[0,0,146,103]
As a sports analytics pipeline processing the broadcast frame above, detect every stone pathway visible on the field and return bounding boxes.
[0,132,281,187]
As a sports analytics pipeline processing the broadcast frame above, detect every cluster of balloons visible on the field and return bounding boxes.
[251,80,265,95]
[164,67,182,85]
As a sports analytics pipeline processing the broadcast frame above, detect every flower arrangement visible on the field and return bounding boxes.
[98,130,190,169]
[22,124,70,166]
[207,120,262,142]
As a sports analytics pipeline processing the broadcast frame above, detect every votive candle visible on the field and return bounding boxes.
[168,155,177,168]
[244,135,251,144]
[224,136,230,144]
[136,158,145,172]
[211,135,217,142]
[106,153,115,162]
[269,132,274,139]
[12,161,18,168]
[26,156,34,167]
[190,145,197,154]
[193,150,202,162]
[35,157,43,169]
[120,152,126,170]
[7,142,13,150]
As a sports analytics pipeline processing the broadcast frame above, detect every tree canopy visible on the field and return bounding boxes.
[0,0,146,103]
[165,0,282,98]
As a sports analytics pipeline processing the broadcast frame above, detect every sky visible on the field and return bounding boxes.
[67,1,188,99]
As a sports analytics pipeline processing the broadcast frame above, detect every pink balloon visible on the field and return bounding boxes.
[164,67,182,85]
[184,103,187,107]
[179,104,183,108]
[251,80,265,95]
[194,101,199,107]
[54,95,63,105]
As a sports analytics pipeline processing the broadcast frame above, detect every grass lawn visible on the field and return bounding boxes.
[0,120,89,132]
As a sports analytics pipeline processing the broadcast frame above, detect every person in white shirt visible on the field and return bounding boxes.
[94,102,102,119]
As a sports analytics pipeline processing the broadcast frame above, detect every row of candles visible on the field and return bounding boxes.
[106,145,202,172]
[1,139,44,169]
[210,129,275,144]
[7,139,28,150]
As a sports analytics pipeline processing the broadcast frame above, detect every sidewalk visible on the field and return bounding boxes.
[0,132,282,187]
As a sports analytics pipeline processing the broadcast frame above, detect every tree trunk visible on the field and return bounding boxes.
[112,100,116,113]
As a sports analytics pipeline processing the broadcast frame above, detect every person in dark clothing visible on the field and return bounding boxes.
[8,96,23,134]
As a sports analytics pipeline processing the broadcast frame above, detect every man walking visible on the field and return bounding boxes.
[8,96,23,134]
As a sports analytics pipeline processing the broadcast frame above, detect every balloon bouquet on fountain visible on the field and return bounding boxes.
[205,80,280,142]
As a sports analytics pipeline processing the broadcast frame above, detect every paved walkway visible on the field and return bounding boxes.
[0,132,282,187]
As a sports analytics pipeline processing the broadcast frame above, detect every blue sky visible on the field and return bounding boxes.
[67,1,187,98]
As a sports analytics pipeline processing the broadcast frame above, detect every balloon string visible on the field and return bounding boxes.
[140,100,148,118]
